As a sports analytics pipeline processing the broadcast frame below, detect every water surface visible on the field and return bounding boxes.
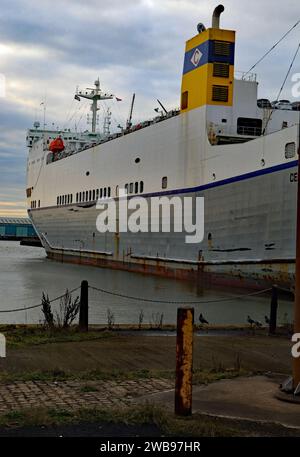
[0,241,293,326]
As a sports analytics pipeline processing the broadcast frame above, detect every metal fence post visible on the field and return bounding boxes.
[269,285,278,335]
[79,280,89,332]
[175,307,194,416]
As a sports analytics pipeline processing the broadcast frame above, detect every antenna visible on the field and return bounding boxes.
[126,93,136,129]
[103,108,112,136]
[40,101,46,130]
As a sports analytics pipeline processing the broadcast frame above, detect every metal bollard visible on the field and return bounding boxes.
[79,280,89,332]
[175,307,194,416]
[269,285,278,335]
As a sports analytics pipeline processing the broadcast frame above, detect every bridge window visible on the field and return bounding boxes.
[135,182,139,193]
[140,181,144,193]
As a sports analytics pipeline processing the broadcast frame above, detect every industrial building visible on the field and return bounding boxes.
[0,217,36,239]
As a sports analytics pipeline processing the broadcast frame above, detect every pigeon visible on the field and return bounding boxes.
[247,315,255,326]
[254,320,262,327]
[264,315,270,325]
[199,313,209,325]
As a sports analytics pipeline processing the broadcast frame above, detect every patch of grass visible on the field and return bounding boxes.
[193,368,249,385]
[0,368,167,384]
[0,366,247,385]
[80,385,99,393]
[0,369,69,383]
[0,325,115,348]
[0,404,236,436]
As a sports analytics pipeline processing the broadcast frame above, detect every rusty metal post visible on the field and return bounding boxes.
[293,147,300,389]
[175,307,194,416]
[79,280,89,332]
[269,285,278,335]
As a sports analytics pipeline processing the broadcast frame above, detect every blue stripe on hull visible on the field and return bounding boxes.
[143,160,298,199]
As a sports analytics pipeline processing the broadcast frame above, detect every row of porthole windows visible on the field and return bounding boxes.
[124,181,144,195]
[76,187,111,203]
[57,194,73,206]
[55,178,170,206]
[31,200,40,209]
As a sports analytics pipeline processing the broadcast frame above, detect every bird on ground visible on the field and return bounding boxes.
[264,315,270,325]
[254,320,263,327]
[199,313,209,325]
[247,315,255,326]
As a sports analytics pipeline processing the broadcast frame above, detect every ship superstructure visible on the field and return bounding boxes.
[26,5,300,290]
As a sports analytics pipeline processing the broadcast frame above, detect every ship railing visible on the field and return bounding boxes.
[235,71,257,82]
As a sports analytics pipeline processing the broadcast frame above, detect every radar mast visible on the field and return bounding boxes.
[75,78,114,133]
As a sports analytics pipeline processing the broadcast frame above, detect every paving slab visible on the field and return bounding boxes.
[136,375,300,429]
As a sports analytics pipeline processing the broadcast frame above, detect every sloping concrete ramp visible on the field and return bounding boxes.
[138,375,300,429]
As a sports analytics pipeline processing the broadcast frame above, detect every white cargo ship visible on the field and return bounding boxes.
[26,5,300,290]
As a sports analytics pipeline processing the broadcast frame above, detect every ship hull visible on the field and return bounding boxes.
[29,162,297,291]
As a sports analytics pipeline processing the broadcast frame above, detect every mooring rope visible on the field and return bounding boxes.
[88,285,272,305]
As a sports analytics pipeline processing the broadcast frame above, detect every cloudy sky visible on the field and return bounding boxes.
[0,0,299,217]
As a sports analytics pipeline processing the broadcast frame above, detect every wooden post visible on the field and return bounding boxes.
[175,307,194,416]
[269,285,278,335]
[79,280,88,332]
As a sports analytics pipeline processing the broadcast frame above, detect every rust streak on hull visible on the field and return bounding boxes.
[46,249,295,292]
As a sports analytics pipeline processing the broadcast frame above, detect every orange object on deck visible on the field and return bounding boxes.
[49,137,65,153]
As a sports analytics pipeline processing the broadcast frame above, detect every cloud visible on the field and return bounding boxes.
[0,0,299,215]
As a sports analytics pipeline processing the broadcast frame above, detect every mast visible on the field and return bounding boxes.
[75,78,114,133]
